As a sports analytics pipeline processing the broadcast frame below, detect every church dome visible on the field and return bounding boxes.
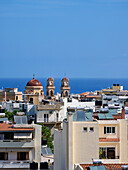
[47,77,54,81]
[62,77,68,81]
[26,76,42,86]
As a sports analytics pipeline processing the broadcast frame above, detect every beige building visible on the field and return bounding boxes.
[102,84,123,95]
[98,118,128,163]
[54,107,128,170]
[54,108,99,170]
[0,88,22,104]
[24,76,44,105]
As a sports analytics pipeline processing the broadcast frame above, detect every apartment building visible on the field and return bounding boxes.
[63,98,95,113]
[98,119,128,163]
[54,107,99,170]
[102,94,128,109]
[54,107,128,170]
[102,84,124,95]
[0,117,41,169]
[0,88,22,104]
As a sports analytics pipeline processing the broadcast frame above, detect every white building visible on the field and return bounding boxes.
[102,94,128,109]
[63,98,95,114]
[36,98,95,124]
[0,118,41,169]
[37,102,64,123]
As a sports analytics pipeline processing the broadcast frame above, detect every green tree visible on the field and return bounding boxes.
[99,149,102,159]
[5,109,18,121]
[38,123,54,152]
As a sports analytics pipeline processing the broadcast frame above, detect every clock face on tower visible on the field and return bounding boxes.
[49,81,52,86]
[64,81,67,86]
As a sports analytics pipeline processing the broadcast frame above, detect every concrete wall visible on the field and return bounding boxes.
[73,121,99,164]
[119,119,128,163]
[34,124,41,163]
[54,121,68,170]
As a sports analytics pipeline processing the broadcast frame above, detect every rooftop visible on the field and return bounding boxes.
[26,76,42,87]
[0,122,34,132]
[80,163,128,170]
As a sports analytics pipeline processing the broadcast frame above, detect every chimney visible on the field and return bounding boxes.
[121,106,125,119]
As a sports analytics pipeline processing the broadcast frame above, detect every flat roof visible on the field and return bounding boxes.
[0,123,34,132]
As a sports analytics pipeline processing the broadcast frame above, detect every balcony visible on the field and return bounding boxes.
[0,160,30,169]
[101,159,119,164]
[0,140,34,148]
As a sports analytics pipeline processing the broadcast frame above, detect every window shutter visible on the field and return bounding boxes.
[104,127,106,134]
[112,127,115,133]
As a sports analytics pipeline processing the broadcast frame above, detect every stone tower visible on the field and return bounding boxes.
[46,77,55,97]
[60,77,70,97]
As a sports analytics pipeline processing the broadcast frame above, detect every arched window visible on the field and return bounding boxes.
[47,91,49,96]
[65,91,68,97]
[50,90,53,96]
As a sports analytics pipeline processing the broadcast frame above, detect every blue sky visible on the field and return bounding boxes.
[0,0,128,78]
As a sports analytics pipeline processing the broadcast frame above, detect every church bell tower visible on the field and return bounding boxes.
[60,77,70,97]
[46,77,55,97]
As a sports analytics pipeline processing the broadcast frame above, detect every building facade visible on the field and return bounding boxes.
[54,108,99,170]
[24,76,44,105]
[0,120,41,169]
[0,88,22,104]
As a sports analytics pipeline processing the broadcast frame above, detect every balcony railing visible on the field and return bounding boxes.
[0,160,30,169]
[0,140,34,148]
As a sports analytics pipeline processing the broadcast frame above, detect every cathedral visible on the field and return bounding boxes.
[24,76,70,105]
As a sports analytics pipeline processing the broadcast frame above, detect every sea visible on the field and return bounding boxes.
[0,78,128,95]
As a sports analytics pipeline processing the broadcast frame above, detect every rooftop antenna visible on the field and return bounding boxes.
[33,74,35,79]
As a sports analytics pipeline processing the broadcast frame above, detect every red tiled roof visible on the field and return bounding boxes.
[99,138,120,142]
[113,115,122,120]
[86,95,101,98]
[26,77,42,86]
[80,163,128,170]
[0,123,34,132]
[80,92,90,96]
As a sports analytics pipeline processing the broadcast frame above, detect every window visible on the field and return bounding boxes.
[16,96,18,100]
[83,127,87,132]
[17,152,29,160]
[30,98,33,104]
[0,134,4,140]
[90,127,94,132]
[65,91,68,97]
[104,127,115,134]
[56,113,59,122]
[50,90,53,96]
[44,114,49,122]
[0,152,8,160]
[100,147,115,159]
